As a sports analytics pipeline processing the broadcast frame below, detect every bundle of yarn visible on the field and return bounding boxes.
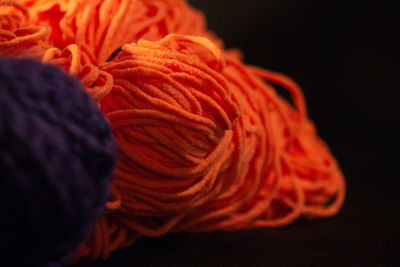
[0,56,116,266]
[0,0,345,262]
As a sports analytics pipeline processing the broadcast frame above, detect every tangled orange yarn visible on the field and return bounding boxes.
[0,0,345,262]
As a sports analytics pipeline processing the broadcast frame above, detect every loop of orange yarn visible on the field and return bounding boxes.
[4,0,346,261]
[41,45,114,101]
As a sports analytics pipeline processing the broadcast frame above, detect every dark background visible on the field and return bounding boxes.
[75,0,399,266]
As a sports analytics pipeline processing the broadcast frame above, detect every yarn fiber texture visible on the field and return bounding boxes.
[0,57,116,265]
[1,0,346,262]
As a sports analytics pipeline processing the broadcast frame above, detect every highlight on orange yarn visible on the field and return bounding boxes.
[0,0,345,262]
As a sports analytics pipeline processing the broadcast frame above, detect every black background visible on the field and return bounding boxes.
[74,0,399,266]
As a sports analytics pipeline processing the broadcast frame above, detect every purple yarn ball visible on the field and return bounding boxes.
[0,57,116,266]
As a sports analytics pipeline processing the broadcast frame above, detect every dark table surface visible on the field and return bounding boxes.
[73,0,399,266]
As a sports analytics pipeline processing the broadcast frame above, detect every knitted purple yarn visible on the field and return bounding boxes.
[0,57,116,266]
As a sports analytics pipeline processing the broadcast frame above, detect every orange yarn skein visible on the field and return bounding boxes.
[1,0,346,261]
[74,35,345,259]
